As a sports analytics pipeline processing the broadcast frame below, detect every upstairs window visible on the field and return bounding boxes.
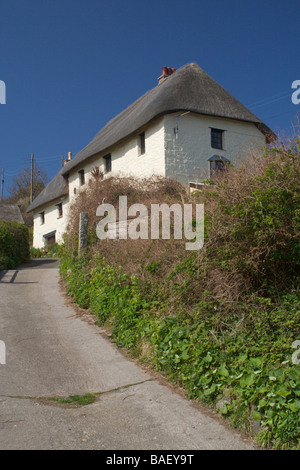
[56,203,63,218]
[78,169,85,186]
[104,154,112,173]
[40,211,45,225]
[211,128,224,150]
[139,132,146,155]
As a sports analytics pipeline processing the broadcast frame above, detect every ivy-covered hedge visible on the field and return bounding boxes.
[0,221,30,269]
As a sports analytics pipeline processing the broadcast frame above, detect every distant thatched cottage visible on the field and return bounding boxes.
[27,63,276,248]
[0,204,24,224]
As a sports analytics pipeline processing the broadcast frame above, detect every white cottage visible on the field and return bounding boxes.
[27,63,276,248]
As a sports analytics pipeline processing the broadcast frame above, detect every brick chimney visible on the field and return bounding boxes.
[158,66,176,84]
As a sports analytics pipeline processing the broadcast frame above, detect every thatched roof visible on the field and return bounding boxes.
[0,204,25,224]
[26,167,68,213]
[27,62,275,213]
[61,62,276,176]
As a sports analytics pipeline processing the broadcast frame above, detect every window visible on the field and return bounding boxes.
[211,128,224,149]
[104,154,112,173]
[139,132,145,155]
[43,230,56,247]
[40,211,45,225]
[208,155,230,179]
[56,203,63,218]
[78,169,85,186]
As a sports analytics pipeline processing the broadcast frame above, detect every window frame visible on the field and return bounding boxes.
[56,202,63,218]
[211,128,224,150]
[103,154,112,173]
[208,155,230,179]
[78,169,85,186]
[138,131,146,155]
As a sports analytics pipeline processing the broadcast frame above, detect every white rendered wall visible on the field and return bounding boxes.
[67,117,166,204]
[33,197,69,248]
[164,113,266,185]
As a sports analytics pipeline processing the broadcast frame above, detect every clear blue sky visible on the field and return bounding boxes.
[0,0,299,197]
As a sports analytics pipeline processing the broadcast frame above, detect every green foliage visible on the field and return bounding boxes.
[60,254,91,309]
[30,242,61,259]
[29,246,43,258]
[145,260,161,274]
[0,221,29,269]
[48,393,96,406]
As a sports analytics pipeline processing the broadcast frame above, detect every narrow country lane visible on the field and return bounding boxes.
[0,259,257,450]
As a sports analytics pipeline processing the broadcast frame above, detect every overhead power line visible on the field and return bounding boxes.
[247,90,292,111]
[263,108,299,121]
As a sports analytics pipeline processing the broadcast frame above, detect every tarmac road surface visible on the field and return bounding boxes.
[0,259,257,450]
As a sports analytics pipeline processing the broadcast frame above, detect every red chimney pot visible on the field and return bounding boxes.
[158,66,176,84]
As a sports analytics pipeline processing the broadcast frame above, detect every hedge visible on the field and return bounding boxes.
[0,221,30,269]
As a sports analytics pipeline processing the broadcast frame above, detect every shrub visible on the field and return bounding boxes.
[0,221,29,269]
[30,246,43,258]
[60,255,91,309]
[198,140,300,300]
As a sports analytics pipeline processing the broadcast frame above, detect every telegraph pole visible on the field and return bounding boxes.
[0,168,4,202]
[30,153,34,204]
